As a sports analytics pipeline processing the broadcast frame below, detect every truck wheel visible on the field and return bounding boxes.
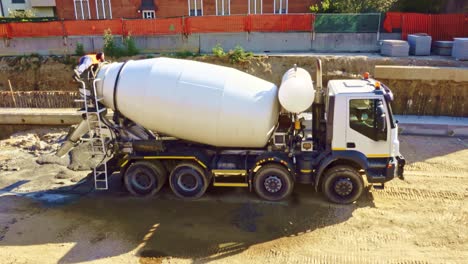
[169,163,209,200]
[253,164,294,201]
[322,166,364,204]
[124,161,167,197]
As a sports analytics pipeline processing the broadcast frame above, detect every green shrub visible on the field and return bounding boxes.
[212,44,225,57]
[103,29,120,58]
[174,51,200,58]
[227,45,253,64]
[310,0,396,13]
[103,29,140,58]
[124,34,139,56]
[75,43,85,56]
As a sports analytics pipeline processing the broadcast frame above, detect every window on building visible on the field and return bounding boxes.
[248,0,262,14]
[188,0,203,16]
[274,0,288,14]
[12,0,26,4]
[96,0,112,19]
[349,99,387,141]
[142,10,155,19]
[216,0,230,15]
[74,0,91,19]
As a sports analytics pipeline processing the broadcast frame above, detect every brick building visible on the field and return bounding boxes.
[55,0,316,20]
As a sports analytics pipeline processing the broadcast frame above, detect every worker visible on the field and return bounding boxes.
[75,52,105,77]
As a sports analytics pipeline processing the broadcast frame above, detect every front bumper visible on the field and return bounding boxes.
[366,156,405,184]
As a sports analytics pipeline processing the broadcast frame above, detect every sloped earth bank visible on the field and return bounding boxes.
[0,129,467,263]
[0,55,467,116]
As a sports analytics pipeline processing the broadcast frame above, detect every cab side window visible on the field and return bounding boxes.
[349,99,387,141]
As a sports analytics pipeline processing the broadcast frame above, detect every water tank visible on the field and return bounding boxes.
[96,58,279,148]
[279,67,315,113]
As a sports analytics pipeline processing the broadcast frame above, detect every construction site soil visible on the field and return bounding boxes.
[0,54,467,116]
[0,129,467,263]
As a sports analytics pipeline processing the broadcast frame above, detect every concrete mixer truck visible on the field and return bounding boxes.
[57,57,405,204]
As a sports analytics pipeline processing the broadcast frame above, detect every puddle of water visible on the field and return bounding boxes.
[22,192,81,207]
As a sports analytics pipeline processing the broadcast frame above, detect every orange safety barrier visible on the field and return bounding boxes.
[401,14,431,40]
[124,18,183,36]
[185,15,247,34]
[9,21,64,37]
[249,14,314,32]
[0,24,9,38]
[431,14,466,41]
[383,12,403,32]
[401,13,466,41]
[64,19,123,36]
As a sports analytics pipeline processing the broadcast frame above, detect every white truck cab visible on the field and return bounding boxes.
[321,78,405,196]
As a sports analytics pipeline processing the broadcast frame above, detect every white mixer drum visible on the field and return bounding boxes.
[96,58,279,148]
[278,67,315,113]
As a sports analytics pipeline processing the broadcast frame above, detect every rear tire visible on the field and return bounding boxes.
[124,161,167,197]
[253,164,294,201]
[169,162,209,200]
[322,165,364,204]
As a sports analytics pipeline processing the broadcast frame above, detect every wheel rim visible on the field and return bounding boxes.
[333,178,354,197]
[264,175,283,193]
[177,173,199,192]
[132,171,155,190]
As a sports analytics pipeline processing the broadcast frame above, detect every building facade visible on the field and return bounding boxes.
[0,0,56,17]
[55,0,316,20]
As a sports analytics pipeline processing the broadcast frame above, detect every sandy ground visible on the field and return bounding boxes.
[0,129,467,264]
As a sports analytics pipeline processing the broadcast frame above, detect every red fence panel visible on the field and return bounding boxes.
[402,13,466,41]
[430,14,466,41]
[401,14,431,40]
[249,14,313,32]
[185,15,246,34]
[9,21,64,37]
[0,24,9,38]
[64,19,123,36]
[124,18,183,36]
[384,12,402,32]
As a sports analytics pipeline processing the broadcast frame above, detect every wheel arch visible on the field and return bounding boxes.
[315,151,368,191]
[252,154,294,175]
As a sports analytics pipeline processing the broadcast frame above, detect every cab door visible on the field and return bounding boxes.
[346,96,391,158]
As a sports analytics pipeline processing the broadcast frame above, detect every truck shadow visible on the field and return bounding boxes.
[0,176,375,264]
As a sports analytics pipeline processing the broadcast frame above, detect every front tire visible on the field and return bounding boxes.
[253,164,294,201]
[124,161,167,197]
[322,165,364,204]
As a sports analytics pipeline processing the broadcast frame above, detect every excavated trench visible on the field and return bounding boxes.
[0,54,467,116]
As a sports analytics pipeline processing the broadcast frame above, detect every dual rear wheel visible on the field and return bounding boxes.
[124,161,209,199]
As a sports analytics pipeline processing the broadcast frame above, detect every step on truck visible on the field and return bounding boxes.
[57,58,405,204]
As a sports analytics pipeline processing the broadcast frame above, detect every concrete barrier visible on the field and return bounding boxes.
[1,32,403,56]
[375,65,468,82]
[311,33,380,52]
[0,108,81,125]
[136,35,200,53]
[199,32,313,53]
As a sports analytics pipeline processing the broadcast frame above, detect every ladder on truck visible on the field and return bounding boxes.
[75,77,111,190]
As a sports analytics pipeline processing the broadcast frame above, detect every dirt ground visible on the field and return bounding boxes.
[0,129,467,264]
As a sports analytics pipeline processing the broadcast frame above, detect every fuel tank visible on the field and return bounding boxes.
[96,58,280,148]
